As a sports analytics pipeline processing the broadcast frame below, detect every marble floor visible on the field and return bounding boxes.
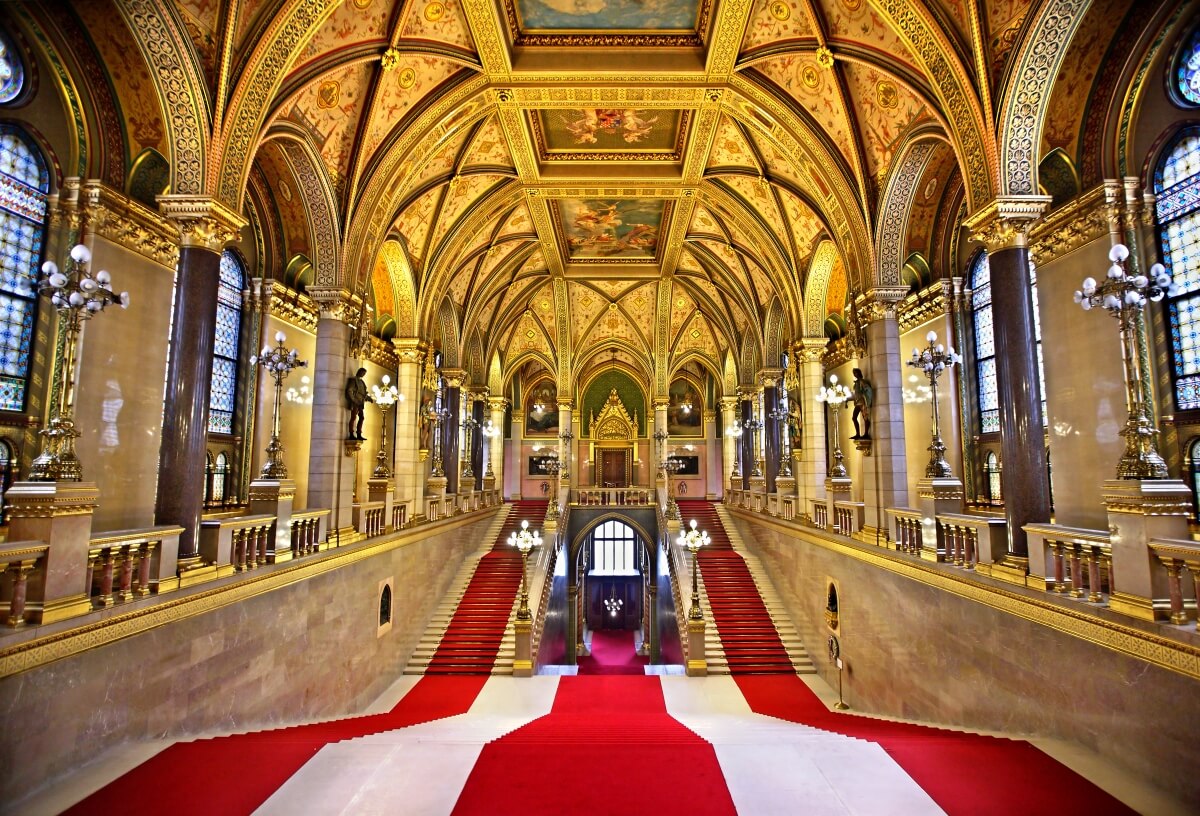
[19,669,1186,816]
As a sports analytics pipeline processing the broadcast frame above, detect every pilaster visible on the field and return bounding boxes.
[306,289,358,534]
[860,292,909,538]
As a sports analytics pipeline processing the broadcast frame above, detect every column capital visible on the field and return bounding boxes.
[80,180,179,267]
[794,337,828,363]
[556,398,574,411]
[441,368,467,388]
[652,398,670,410]
[468,386,490,402]
[718,396,739,412]
[157,194,245,251]
[391,337,428,364]
[736,386,756,401]
[488,396,510,410]
[862,288,908,323]
[307,287,364,324]
[758,367,783,388]
[963,195,1051,252]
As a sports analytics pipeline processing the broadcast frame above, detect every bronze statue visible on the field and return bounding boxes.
[851,367,873,440]
[346,367,372,440]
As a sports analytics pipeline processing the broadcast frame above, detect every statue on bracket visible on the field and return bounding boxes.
[346,367,372,440]
[850,368,873,440]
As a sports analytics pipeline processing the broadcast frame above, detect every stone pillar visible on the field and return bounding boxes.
[760,369,782,493]
[653,398,668,504]
[153,197,245,558]
[718,396,738,494]
[861,290,910,538]
[471,393,486,491]
[1104,480,1192,621]
[391,339,426,519]
[966,199,1052,562]
[796,339,828,513]
[441,369,465,496]
[738,391,753,490]
[305,289,357,534]
[6,482,100,622]
[703,409,720,499]
[488,397,507,493]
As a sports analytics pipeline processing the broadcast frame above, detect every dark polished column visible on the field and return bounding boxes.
[739,395,752,490]
[472,395,485,491]
[761,371,781,492]
[988,245,1050,556]
[442,369,464,495]
[154,199,244,557]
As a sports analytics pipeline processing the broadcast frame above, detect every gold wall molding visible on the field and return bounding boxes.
[896,280,947,334]
[876,141,935,287]
[365,336,399,371]
[79,181,179,268]
[0,507,502,679]
[265,281,319,333]
[728,507,1200,681]
[1029,185,1110,264]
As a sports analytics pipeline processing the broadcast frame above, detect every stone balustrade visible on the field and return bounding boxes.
[1025,523,1112,602]
[574,487,654,506]
[391,502,407,531]
[289,509,329,557]
[938,513,1007,569]
[887,508,923,554]
[1147,538,1200,625]
[355,501,386,538]
[0,541,49,626]
[811,500,829,531]
[834,500,863,535]
[779,494,796,521]
[199,515,275,575]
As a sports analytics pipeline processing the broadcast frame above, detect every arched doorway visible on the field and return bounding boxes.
[573,516,654,674]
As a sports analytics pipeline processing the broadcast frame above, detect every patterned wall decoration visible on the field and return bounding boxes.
[875,140,935,287]
[581,368,645,437]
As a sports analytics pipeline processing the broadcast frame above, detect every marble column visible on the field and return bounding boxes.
[391,339,426,520]
[862,291,910,537]
[471,394,485,491]
[441,369,465,495]
[703,409,719,499]
[653,398,668,504]
[718,396,738,493]
[739,391,753,490]
[305,290,357,534]
[488,397,507,490]
[154,197,244,558]
[966,200,1052,559]
[796,339,829,511]
[760,369,782,493]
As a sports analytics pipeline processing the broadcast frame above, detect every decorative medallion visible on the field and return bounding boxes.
[279,179,292,202]
[353,0,372,8]
[815,46,835,69]
[769,1,790,22]
[397,67,416,89]
[316,80,340,109]
[424,2,445,22]
[876,80,898,109]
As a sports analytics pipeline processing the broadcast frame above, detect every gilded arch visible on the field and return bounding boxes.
[272,131,341,289]
[875,137,938,288]
[803,241,841,338]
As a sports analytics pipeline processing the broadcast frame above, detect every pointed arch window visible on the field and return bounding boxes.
[591,520,637,574]
[1156,129,1200,409]
[984,451,1002,504]
[0,126,47,413]
[970,252,1045,433]
[208,251,244,434]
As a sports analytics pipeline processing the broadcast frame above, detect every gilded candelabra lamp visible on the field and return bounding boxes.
[29,244,130,481]
[768,403,793,478]
[1074,244,1172,478]
[907,330,961,478]
[559,429,573,480]
[815,375,853,478]
[509,519,541,621]
[538,454,563,521]
[663,454,684,520]
[371,375,399,478]
[724,422,744,478]
[460,414,479,479]
[425,388,451,478]
[677,518,710,621]
[251,331,307,479]
[481,420,500,478]
[744,393,766,478]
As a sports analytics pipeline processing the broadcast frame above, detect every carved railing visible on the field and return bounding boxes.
[289,509,329,557]
[573,487,654,506]
[0,541,48,626]
[391,502,407,531]
[887,508,924,554]
[1148,538,1200,625]
[834,501,864,535]
[778,494,796,521]
[87,526,184,605]
[811,500,829,531]
[199,515,274,574]
[938,513,1007,569]
[1025,523,1113,602]
[354,501,386,538]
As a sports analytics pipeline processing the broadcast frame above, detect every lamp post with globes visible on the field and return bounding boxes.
[1074,244,1172,478]
[251,331,308,479]
[677,518,710,621]
[28,244,130,481]
[509,519,541,621]
[370,375,399,478]
[481,420,500,479]
[907,330,961,479]
[815,375,853,479]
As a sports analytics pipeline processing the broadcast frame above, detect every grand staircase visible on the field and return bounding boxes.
[676,499,813,675]
[405,500,549,676]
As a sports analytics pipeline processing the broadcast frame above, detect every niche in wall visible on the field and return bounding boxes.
[378,577,394,637]
[825,580,839,631]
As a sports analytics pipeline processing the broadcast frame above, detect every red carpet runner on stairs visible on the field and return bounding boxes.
[425,500,548,675]
[576,629,648,675]
[677,499,794,674]
[452,676,736,816]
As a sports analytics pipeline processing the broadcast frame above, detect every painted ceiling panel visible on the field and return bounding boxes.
[825,253,847,317]
[688,206,729,240]
[720,175,787,255]
[840,62,929,185]
[361,56,464,157]
[675,312,721,361]
[506,309,554,364]
[429,174,506,257]
[740,0,813,52]
[753,56,856,172]
[580,306,647,356]
[461,116,517,171]
[295,0,391,68]
[986,0,1034,84]
[568,283,610,346]
[706,116,762,172]
[618,282,657,349]
[283,61,374,195]
[173,0,219,87]
[255,145,310,257]
[821,0,917,72]
[410,126,474,192]
[905,142,957,257]
[930,0,972,44]
[529,281,557,344]
[394,185,442,267]
[776,188,825,264]
[400,0,477,51]
[496,203,534,238]
[669,288,698,344]
[234,0,281,54]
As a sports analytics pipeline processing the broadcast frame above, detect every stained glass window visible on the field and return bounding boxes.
[0,31,23,105]
[1175,27,1200,108]
[970,252,1045,434]
[1157,128,1200,409]
[985,451,1002,504]
[0,126,46,413]
[208,251,244,433]
[213,452,227,503]
[591,520,637,574]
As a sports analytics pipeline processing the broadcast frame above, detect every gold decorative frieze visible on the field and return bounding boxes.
[1029,185,1109,263]
[897,280,947,334]
[157,195,246,251]
[365,336,399,372]
[79,181,179,268]
[265,281,319,333]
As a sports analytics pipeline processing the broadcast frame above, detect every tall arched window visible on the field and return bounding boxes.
[984,451,1002,504]
[1189,438,1200,522]
[0,125,47,413]
[1156,129,1200,410]
[213,452,228,504]
[208,251,244,433]
[970,251,1045,433]
[591,520,637,574]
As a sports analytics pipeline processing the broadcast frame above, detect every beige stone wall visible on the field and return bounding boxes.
[727,511,1200,809]
[0,511,497,806]
[900,312,961,503]
[251,315,316,508]
[353,359,396,500]
[74,234,174,532]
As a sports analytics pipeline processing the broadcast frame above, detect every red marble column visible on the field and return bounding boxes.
[739,395,752,490]
[761,373,781,493]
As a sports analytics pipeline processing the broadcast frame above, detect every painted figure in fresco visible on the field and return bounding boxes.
[346,367,372,440]
[851,368,873,440]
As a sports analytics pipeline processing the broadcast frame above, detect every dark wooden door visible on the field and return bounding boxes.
[600,450,627,487]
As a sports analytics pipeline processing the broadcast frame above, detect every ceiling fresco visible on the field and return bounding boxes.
[554,199,666,261]
[531,109,689,161]
[510,0,704,32]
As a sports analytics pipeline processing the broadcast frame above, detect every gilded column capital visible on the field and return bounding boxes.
[556,398,574,411]
[441,368,467,389]
[468,386,490,402]
[758,367,783,388]
[718,396,739,412]
[488,396,509,410]
[1142,192,1157,228]
[963,195,1051,252]
[736,387,756,401]
[652,398,670,411]
[862,288,908,323]
[795,337,828,363]
[157,194,245,252]
[391,337,427,364]
[307,287,360,324]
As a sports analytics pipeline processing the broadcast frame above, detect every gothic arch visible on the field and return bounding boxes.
[268,129,341,290]
[378,239,417,337]
[763,298,786,367]
[738,333,761,386]
[875,134,940,288]
[803,241,841,338]
[436,297,462,369]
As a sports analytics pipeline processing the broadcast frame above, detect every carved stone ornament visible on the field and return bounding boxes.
[1029,185,1108,264]
[861,287,909,323]
[157,195,246,252]
[392,337,426,365]
[963,196,1052,252]
[593,389,637,441]
[80,181,178,267]
[306,286,360,324]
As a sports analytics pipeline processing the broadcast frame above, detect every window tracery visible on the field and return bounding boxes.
[1174,26,1200,108]
[0,126,46,413]
[1156,128,1200,410]
[208,251,244,433]
[591,519,636,574]
[0,31,24,105]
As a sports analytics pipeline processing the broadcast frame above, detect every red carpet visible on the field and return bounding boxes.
[452,676,736,815]
[735,674,1137,816]
[64,675,488,816]
[426,500,548,674]
[576,628,648,675]
[677,500,794,673]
